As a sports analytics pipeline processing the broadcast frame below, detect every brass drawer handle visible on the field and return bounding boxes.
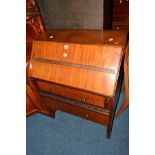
[48,87,52,92]
[86,114,89,118]
[63,52,68,57]
[49,35,54,39]
[64,44,69,50]
[83,97,88,102]
[116,26,120,30]
[108,38,114,42]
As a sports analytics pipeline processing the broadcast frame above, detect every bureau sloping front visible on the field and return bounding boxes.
[29,32,125,97]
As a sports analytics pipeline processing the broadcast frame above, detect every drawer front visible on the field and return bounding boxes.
[112,19,129,31]
[112,24,129,31]
[36,80,106,108]
[41,97,109,126]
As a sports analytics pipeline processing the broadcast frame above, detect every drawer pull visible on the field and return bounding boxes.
[48,87,52,92]
[86,114,89,118]
[63,52,68,57]
[83,97,88,102]
[64,44,69,50]
[120,0,123,4]
[49,35,54,39]
[108,38,114,42]
[116,27,120,30]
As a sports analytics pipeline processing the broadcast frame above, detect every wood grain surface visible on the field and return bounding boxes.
[36,80,106,108]
[29,30,127,97]
[41,96,109,126]
[34,29,128,45]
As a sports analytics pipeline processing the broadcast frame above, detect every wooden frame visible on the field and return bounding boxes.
[116,43,129,117]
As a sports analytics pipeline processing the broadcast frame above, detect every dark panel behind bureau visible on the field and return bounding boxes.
[36,0,112,30]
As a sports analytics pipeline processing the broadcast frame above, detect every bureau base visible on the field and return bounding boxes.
[40,94,112,138]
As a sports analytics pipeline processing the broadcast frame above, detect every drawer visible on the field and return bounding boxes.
[36,80,106,108]
[113,7,129,17]
[41,97,109,126]
[112,24,129,31]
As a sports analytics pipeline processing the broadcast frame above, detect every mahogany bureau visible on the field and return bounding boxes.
[27,29,128,138]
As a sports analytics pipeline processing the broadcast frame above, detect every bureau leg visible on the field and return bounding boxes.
[48,109,56,119]
[106,98,114,139]
[106,125,112,139]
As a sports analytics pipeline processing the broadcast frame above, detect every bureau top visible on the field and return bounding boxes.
[34,29,128,46]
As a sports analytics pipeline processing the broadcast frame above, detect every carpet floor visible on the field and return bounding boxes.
[26,89,129,155]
